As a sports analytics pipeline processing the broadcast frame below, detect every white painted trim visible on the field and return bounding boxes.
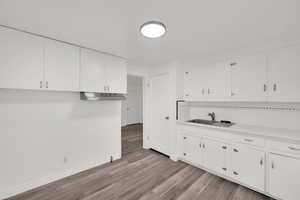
[170,154,179,162]
[0,155,121,199]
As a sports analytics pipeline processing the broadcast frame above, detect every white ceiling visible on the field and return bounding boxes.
[1,0,300,64]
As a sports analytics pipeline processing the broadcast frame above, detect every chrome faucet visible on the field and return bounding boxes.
[208,112,216,121]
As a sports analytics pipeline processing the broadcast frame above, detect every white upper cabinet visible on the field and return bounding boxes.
[80,48,106,93]
[106,55,127,94]
[0,27,44,90]
[44,40,80,91]
[184,65,208,101]
[230,55,268,101]
[183,47,300,102]
[229,145,265,191]
[206,61,230,101]
[269,153,300,200]
[202,138,227,175]
[0,26,126,94]
[268,45,300,102]
[183,61,232,102]
[80,49,127,93]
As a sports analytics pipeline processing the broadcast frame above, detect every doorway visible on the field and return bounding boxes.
[121,75,143,156]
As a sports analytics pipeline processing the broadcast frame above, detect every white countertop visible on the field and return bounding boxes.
[177,120,300,144]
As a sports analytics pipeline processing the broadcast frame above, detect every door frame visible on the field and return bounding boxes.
[125,72,147,149]
[127,61,179,159]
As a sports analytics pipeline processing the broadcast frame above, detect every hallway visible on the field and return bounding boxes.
[122,124,143,156]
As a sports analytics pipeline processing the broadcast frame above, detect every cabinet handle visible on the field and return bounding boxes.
[273,84,277,92]
[288,146,300,151]
[203,143,205,148]
[185,71,189,74]
[207,88,210,94]
[233,171,239,175]
[230,62,237,66]
[183,137,187,140]
[183,153,186,156]
[40,81,42,88]
[46,81,48,89]
[263,84,267,92]
[199,143,202,148]
[230,92,235,96]
[233,148,239,152]
[244,138,254,142]
[271,161,275,169]
[260,158,263,166]
[202,89,205,95]
[222,146,227,150]
[222,167,227,171]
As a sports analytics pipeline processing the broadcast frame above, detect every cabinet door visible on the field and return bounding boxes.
[44,40,80,91]
[0,27,44,90]
[206,62,230,101]
[230,146,265,191]
[269,154,300,200]
[106,55,127,93]
[181,135,202,165]
[268,45,300,102]
[202,138,227,175]
[230,55,268,101]
[183,66,208,101]
[80,49,106,92]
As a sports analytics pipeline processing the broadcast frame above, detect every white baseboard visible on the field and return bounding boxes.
[170,154,179,162]
[0,154,121,199]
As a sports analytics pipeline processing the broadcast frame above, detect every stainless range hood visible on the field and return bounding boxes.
[80,92,126,101]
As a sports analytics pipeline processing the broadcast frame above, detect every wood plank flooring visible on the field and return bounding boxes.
[6,124,274,200]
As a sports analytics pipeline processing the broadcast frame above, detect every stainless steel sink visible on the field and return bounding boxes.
[186,119,215,125]
[186,119,234,127]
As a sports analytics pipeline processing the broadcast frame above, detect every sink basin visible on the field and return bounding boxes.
[186,119,215,125]
[186,119,234,127]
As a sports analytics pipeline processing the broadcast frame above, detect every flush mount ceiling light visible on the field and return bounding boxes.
[140,21,166,38]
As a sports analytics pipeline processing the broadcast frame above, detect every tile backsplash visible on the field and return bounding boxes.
[179,102,300,130]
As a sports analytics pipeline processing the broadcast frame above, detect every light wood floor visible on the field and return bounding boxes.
[7,124,273,200]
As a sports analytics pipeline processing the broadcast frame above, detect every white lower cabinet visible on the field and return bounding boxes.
[229,145,265,191]
[181,135,203,165]
[269,153,300,200]
[178,125,300,200]
[202,138,228,175]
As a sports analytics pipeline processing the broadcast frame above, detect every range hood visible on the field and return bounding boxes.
[80,92,126,101]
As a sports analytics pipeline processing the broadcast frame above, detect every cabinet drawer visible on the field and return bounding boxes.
[270,141,300,155]
[233,135,265,147]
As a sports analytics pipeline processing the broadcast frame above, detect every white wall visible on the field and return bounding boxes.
[0,89,121,199]
[121,75,143,126]
[127,61,149,77]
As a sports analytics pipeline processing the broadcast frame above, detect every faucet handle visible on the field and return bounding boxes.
[208,112,216,121]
